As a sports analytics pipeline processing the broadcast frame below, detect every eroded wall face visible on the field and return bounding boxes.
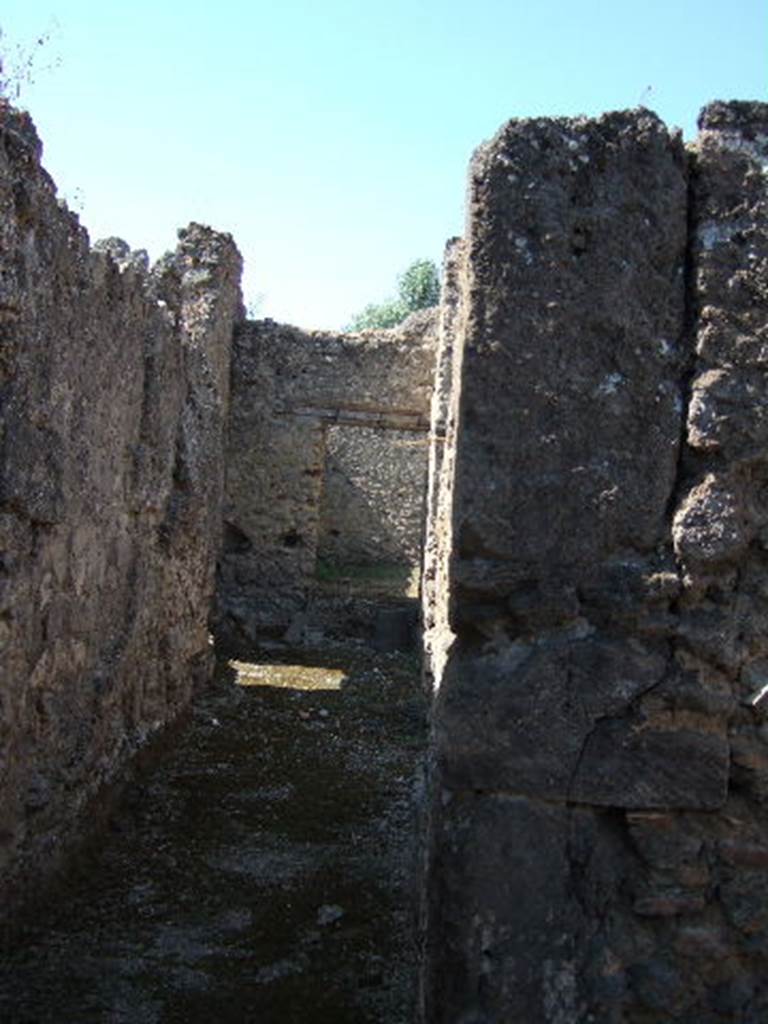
[0,104,242,909]
[318,424,427,568]
[421,237,467,690]
[216,313,437,644]
[424,104,768,1022]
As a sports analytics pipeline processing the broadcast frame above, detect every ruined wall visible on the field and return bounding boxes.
[0,102,242,909]
[216,311,437,644]
[421,236,467,691]
[317,424,427,568]
[423,103,768,1022]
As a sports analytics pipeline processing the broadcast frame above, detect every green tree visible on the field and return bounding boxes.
[398,258,440,311]
[346,258,440,331]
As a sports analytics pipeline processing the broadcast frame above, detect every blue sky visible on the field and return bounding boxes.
[2,1,766,328]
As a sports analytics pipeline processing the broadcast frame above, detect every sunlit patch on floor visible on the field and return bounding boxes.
[230,661,348,691]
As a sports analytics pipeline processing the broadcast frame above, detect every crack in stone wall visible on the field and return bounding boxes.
[422,102,768,1023]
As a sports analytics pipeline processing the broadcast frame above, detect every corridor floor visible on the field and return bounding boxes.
[0,643,428,1023]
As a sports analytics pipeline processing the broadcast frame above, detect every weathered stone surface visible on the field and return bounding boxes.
[422,237,467,692]
[452,110,687,581]
[0,101,241,910]
[435,633,728,807]
[425,794,649,1024]
[673,471,752,577]
[423,102,768,1023]
[318,424,427,567]
[426,107,703,794]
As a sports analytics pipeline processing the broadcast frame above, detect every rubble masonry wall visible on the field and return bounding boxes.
[423,102,768,1023]
[215,313,437,645]
[5,91,768,1021]
[0,103,242,913]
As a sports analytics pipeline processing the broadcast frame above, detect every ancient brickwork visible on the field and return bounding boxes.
[0,103,242,911]
[216,312,437,644]
[423,104,768,1022]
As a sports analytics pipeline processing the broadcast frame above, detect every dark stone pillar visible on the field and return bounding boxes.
[424,109,694,1023]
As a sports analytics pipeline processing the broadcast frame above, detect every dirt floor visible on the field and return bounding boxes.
[0,642,428,1023]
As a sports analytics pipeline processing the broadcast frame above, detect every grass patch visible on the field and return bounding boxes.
[314,561,419,597]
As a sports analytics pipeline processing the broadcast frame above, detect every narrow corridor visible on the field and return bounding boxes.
[0,644,427,1024]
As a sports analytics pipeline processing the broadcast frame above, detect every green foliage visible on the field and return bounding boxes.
[347,297,409,331]
[397,258,440,312]
[346,258,440,331]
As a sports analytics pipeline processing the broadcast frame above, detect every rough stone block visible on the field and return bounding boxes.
[451,109,687,583]
[436,635,728,808]
[425,793,633,1024]
[423,102,768,1023]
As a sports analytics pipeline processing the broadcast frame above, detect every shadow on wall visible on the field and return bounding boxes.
[318,424,429,573]
[421,101,768,1024]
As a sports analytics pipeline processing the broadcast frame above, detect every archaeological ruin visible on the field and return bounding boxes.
[215,309,437,648]
[2,95,768,1021]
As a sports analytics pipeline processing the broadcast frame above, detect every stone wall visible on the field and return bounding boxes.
[317,424,428,568]
[216,312,437,645]
[423,103,768,1022]
[0,102,242,911]
[421,236,467,691]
